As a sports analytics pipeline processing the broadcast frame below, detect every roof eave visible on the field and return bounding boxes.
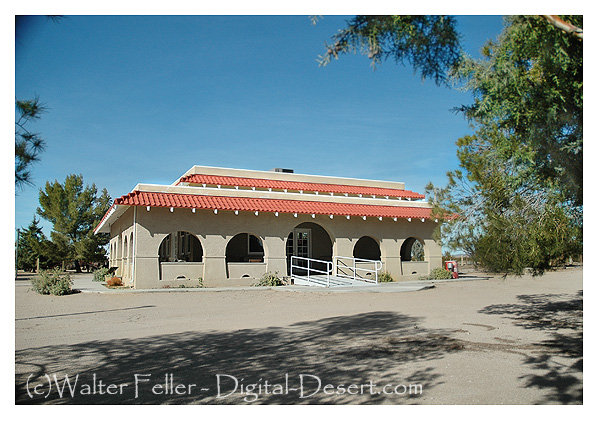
[93,204,129,234]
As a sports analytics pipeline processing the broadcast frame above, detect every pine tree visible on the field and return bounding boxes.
[37,174,112,271]
[15,98,46,191]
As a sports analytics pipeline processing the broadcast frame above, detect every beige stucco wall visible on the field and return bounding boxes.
[108,207,135,285]
[109,206,442,289]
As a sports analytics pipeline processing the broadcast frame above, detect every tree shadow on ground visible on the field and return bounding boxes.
[16,311,463,405]
[479,291,582,404]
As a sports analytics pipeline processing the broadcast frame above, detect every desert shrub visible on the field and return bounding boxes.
[430,267,453,280]
[378,271,394,283]
[31,268,73,296]
[253,272,283,287]
[106,277,123,287]
[93,267,110,282]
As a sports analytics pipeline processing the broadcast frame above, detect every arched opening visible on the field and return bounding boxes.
[158,231,204,282]
[225,233,266,279]
[123,236,129,279]
[226,233,264,263]
[353,236,381,261]
[158,231,203,262]
[116,235,122,272]
[400,237,427,276]
[286,222,333,275]
[400,237,425,261]
[129,233,134,280]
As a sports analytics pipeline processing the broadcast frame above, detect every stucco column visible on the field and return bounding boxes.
[425,239,443,272]
[332,237,354,259]
[331,237,354,276]
[202,234,228,281]
[264,236,287,277]
[381,238,401,280]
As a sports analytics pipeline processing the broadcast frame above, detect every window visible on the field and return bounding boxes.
[248,235,264,255]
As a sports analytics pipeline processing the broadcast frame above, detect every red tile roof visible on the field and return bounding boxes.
[114,191,433,219]
[177,174,425,199]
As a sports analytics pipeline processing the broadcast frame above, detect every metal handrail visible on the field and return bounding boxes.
[334,256,383,284]
[291,255,333,287]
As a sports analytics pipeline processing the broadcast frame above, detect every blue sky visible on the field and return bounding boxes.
[14,14,506,236]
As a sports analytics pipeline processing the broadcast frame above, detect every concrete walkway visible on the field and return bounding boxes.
[71,273,490,294]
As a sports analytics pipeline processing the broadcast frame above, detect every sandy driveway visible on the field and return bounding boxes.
[15,267,582,404]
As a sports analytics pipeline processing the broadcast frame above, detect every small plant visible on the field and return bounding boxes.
[430,267,453,280]
[378,271,394,283]
[253,271,283,287]
[31,268,73,296]
[197,277,204,288]
[106,277,123,287]
[93,267,110,282]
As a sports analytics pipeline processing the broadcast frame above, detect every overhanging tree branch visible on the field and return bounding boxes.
[543,15,583,39]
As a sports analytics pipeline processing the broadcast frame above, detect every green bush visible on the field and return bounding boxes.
[31,268,73,296]
[93,267,110,282]
[430,267,453,280]
[378,271,394,283]
[253,272,283,287]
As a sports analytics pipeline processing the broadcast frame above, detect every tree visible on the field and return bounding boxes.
[15,97,46,191]
[16,217,64,271]
[37,174,112,272]
[17,217,46,271]
[321,15,583,274]
[16,17,64,192]
[317,15,462,86]
[453,16,582,207]
[435,15,582,274]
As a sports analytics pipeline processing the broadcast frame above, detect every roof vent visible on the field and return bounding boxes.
[271,168,294,173]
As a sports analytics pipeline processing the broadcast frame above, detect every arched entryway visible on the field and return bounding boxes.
[286,222,333,275]
[159,231,203,262]
[128,232,133,281]
[116,235,122,275]
[400,237,425,262]
[158,231,204,281]
[225,233,266,278]
[123,236,129,280]
[400,237,427,275]
[353,236,381,261]
[226,233,264,263]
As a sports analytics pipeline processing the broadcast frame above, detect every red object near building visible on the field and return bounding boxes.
[445,260,459,279]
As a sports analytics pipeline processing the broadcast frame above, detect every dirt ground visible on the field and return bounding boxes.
[15,267,583,405]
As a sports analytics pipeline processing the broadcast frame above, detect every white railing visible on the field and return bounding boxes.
[291,256,333,287]
[334,256,383,284]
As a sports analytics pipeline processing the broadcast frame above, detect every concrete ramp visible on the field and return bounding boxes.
[292,274,376,288]
[290,255,384,288]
